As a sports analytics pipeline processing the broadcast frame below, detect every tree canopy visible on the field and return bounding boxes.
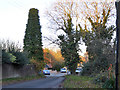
[46,0,82,74]
[79,1,116,75]
[24,8,44,71]
[46,0,115,74]
[24,8,44,61]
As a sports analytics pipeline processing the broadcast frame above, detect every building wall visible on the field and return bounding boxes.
[2,64,36,79]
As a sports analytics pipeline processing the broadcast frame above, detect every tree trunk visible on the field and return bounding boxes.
[71,69,76,75]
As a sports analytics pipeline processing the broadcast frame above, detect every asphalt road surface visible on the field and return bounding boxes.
[2,71,66,89]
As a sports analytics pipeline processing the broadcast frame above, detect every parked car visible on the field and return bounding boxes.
[60,68,67,73]
[75,67,83,74]
[43,70,50,75]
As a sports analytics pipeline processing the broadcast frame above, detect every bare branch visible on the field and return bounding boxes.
[43,36,60,46]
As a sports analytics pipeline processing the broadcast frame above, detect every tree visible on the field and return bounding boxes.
[1,39,29,65]
[46,0,82,74]
[43,48,56,65]
[11,51,29,66]
[79,1,115,29]
[24,8,44,71]
[79,1,116,75]
[2,50,16,64]
[53,49,64,62]
[52,61,64,71]
[43,48,64,70]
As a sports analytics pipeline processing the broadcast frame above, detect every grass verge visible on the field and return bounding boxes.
[63,75,102,88]
[2,74,46,85]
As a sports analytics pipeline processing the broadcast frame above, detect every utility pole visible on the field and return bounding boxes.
[115,1,120,90]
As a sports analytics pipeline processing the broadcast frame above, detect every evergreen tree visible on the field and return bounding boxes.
[24,8,44,62]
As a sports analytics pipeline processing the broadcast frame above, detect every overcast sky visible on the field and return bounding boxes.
[0,0,116,56]
[0,0,57,47]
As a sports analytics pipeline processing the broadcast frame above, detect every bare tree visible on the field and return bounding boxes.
[78,0,115,30]
[45,0,82,74]
[79,0,116,77]
[45,0,115,74]
[45,0,115,45]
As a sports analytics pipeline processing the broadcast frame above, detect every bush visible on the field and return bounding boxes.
[12,51,29,65]
[81,62,94,76]
[2,49,29,66]
[102,78,115,88]
[81,59,110,76]
[102,64,115,88]
[92,74,108,84]
[1,39,30,65]
[91,69,115,89]
[2,50,16,64]
[30,59,45,73]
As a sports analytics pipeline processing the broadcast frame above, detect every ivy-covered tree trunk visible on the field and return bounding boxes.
[24,8,44,71]
[58,14,81,74]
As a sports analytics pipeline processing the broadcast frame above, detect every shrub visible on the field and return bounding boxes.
[102,78,115,88]
[2,50,16,64]
[30,59,45,73]
[92,73,108,84]
[1,39,30,65]
[81,62,94,76]
[12,51,30,65]
[92,64,115,89]
[102,64,115,88]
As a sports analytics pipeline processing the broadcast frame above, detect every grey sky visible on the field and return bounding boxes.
[0,0,56,47]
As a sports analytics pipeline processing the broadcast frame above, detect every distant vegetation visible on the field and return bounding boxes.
[1,39,29,66]
[43,48,64,71]
[1,39,65,71]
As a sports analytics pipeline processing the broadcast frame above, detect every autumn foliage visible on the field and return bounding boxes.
[43,48,64,69]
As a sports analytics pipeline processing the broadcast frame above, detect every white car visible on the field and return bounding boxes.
[60,68,67,73]
[43,70,50,75]
[75,67,83,74]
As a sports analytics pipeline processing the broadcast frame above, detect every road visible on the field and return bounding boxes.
[2,71,66,89]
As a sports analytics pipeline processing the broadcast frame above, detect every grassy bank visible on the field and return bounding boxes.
[63,75,102,88]
[2,74,46,85]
